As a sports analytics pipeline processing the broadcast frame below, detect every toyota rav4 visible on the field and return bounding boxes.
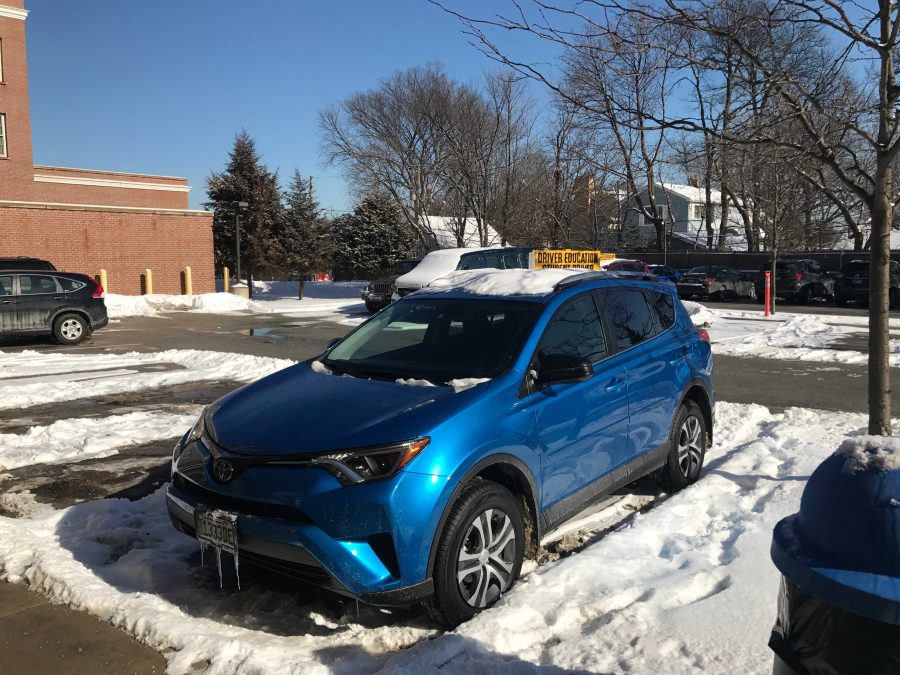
[167,268,714,627]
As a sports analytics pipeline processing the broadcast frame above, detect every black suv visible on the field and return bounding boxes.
[754,259,834,304]
[834,260,900,308]
[361,259,421,313]
[677,266,754,299]
[0,271,108,344]
[0,257,56,271]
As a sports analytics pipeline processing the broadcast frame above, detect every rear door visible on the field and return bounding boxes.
[0,274,16,333]
[16,274,66,331]
[599,286,677,458]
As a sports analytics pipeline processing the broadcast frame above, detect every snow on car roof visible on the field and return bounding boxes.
[422,268,597,297]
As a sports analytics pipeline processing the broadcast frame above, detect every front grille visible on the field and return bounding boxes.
[173,474,311,523]
[239,549,334,586]
[371,281,392,295]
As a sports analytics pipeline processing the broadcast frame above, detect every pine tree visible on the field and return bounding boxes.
[205,130,282,294]
[331,191,417,279]
[279,170,333,297]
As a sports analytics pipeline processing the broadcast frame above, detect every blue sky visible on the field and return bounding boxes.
[25,1,560,213]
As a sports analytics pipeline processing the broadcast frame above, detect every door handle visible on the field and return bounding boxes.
[0,299,13,304]
[605,377,625,393]
[53,296,65,301]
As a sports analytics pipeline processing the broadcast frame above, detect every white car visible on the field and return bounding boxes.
[392,247,494,298]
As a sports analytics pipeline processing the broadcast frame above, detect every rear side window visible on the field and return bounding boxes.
[457,255,484,271]
[18,274,58,294]
[602,288,656,350]
[539,294,607,364]
[646,290,675,330]
[58,277,87,292]
[0,275,11,296]
[481,253,502,268]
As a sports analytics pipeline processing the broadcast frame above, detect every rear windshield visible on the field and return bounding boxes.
[841,262,869,274]
[686,266,713,274]
[761,261,799,272]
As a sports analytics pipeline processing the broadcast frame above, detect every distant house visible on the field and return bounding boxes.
[421,215,502,250]
[623,183,751,251]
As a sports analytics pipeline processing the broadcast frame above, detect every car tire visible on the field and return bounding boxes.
[422,479,525,629]
[53,313,89,345]
[364,300,378,313]
[660,400,707,492]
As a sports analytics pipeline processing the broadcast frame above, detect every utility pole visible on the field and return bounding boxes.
[309,175,314,200]
[234,201,249,284]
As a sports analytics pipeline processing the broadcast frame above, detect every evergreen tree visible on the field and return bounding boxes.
[278,170,333,291]
[205,130,282,293]
[331,191,417,279]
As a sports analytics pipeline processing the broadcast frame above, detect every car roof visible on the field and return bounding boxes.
[411,268,670,302]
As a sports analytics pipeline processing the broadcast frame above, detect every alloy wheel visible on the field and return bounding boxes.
[677,415,703,478]
[61,319,83,340]
[456,507,516,607]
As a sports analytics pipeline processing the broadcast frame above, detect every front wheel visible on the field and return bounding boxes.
[660,400,707,492]
[423,480,525,628]
[53,313,89,345]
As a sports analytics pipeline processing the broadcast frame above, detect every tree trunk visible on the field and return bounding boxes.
[869,160,893,434]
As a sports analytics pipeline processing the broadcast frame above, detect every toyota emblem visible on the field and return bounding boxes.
[213,458,235,483]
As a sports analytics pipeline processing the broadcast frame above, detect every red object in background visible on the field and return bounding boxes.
[765,271,772,316]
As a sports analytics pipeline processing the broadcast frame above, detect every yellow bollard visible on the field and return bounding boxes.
[144,268,153,295]
[184,266,193,295]
[99,268,108,293]
[223,266,230,293]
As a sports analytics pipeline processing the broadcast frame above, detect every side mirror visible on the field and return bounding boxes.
[536,354,593,387]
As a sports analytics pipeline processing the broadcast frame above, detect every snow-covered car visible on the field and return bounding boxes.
[392,247,494,298]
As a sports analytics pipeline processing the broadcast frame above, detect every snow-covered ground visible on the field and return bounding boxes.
[0,401,881,674]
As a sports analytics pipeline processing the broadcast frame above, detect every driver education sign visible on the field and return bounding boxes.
[532,249,616,270]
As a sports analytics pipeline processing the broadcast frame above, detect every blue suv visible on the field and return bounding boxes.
[167,269,714,627]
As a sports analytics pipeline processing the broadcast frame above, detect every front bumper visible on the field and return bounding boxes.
[677,283,713,297]
[167,439,447,605]
[361,290,392,309]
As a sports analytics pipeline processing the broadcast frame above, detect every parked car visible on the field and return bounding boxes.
[677,266,754,300]
[649,265,682,284]
[361,259,421,313]
[456,247,533,271]
[753,259,835,305]
[0,257,56,271]
[834,260,900,308]
[605,259,651,273]
[392,247,499,298]
[0,271,107,344]
[168,269,714,628]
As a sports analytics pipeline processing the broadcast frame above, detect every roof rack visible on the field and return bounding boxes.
[553,270,660,292]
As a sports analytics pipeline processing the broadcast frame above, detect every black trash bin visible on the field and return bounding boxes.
[769,438,900,674]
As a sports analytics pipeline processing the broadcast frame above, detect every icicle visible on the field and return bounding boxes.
[233,548,241,590]
[355,599,360,619]
[216,547,224,588]
[200,541,206,567]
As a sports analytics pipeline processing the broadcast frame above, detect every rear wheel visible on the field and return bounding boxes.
[423,479,524,628]
[53,313,89,345]
[798,286,812,305]
[835,293,849,307]
[660,400,707,492]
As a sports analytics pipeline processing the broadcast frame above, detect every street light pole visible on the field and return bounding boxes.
[233,201,249,284]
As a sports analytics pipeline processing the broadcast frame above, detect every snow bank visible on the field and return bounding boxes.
[0,349,293,410]
[836,435,900,474]
[0,409,199,471]
[682,300,718,327]
[0,402,878,674]
[105,293,271,318]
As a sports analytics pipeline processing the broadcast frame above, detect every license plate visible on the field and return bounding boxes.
[195,509,238,556]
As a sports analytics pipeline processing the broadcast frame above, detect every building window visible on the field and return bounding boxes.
[0,114,6,158]
[692,204,704,220]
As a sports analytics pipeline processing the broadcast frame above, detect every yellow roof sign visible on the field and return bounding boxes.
[532,249,616,270]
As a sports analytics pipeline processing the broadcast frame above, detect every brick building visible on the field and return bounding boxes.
[0,1,214,294]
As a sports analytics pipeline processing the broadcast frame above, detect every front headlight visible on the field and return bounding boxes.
[186,407,207,445]
[311,437,430,485]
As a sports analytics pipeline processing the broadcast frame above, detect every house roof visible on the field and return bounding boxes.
[422,215,502,249]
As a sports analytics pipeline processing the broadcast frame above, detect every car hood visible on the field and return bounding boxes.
[207,362,480,456]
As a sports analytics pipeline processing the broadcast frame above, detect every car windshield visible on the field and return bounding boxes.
[325,298,541,383]
[395,260,419,275]
[687,266,713,274]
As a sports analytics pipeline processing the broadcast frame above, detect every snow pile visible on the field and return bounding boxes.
[252,280,368,300]
[397,376,491,393]
[682,300,718,327]
[0,349,293,409]
[836,435,900,474]
[105,293,270,318]
[0,402,878,674]
[0,409,199,471]
[427,268,578,296]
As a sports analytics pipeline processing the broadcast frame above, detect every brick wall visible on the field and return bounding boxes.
[0,202,215,295]
[31,165,191,209]
[0,3,37,201]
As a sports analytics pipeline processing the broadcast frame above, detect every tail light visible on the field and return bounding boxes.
[705,277,715,284]
[92,283,105,298]
[795,273,804,281]
[696,328,710,342]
